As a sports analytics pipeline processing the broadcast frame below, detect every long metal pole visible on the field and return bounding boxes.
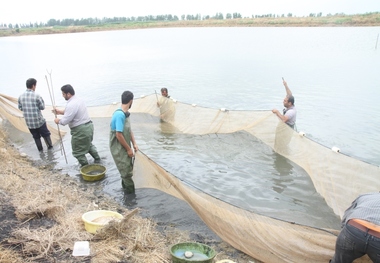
[45,72,68,164]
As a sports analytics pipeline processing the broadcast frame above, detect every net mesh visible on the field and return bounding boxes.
[1,93,377,263]
[0,93,66,143]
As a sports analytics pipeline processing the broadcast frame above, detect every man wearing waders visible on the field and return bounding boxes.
[54,84,101,167]
[109,91,138,194]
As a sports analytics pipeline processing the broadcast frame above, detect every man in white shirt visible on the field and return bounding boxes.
[54,84,100,167]
[272,78,297,129]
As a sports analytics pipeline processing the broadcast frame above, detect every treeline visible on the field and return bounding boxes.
[1,11,347,29]
[3,13,235,29]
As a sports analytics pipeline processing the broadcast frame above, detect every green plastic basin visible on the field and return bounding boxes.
[169,242,216,263]
[80,164,106,181]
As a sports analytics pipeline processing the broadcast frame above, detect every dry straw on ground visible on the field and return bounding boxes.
[0,126,172,262]
[0,125,257,262]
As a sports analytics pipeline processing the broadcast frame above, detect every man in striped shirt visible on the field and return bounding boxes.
[18,78,53,152]
[330,192,380,262]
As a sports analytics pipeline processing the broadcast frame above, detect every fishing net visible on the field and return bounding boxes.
[0,93,65,144]
[1,93,378,263]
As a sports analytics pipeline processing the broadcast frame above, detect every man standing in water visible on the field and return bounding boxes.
[156,87,175,121]
[18,78,53,152]
[156,87,170,107]
[110,91,138,194]
[54,84,100,167]
[272,78,297,129]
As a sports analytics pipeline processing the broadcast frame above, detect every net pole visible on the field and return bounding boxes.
[45,72,68,164]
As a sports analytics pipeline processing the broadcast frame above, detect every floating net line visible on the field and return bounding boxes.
[1,93,378,263]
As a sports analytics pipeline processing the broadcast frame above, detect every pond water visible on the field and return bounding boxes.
[1,26,379,230]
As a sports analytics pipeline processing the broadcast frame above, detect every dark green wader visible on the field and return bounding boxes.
[109,118,135,194]
[71,121,100,166]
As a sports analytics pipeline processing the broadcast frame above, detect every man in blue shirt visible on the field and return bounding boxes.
[18,78,53,152]
[110,91,138,194]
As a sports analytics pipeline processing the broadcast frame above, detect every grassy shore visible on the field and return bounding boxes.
[0,125,259,262]
[1,12,380,37]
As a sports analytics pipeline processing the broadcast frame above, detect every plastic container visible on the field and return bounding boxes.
[72,241,90,256]
[82,210,123,234]
[80,164,106,181]
[169,242,216,263]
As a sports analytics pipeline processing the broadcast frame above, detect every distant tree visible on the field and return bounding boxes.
[317,12,322,17]
[233,12,242,19]
[226,13,232,19]
[8,23,12,29]
[47,19,59,26]
[181,14,185,20]
[15,24,19,29]
[287,13,293,17]
[309,13,316,17]
[212,12,224,20]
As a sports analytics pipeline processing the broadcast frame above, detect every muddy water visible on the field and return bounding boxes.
[2,113,341,230]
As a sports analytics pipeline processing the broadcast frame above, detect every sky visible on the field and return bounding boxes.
[1,0,379,25]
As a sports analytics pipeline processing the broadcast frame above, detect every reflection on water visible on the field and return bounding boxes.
[272,154,294,194]
[2,112,341,229]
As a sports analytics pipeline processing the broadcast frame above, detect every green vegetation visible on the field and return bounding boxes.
[1,12,379,38]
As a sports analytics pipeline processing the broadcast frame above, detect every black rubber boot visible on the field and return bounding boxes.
[34,138,43,152]
[43,136,53,150]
